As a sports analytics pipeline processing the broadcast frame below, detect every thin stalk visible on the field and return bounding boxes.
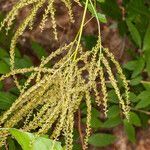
[132,108,150,116]
[89,0,102,66]
[73,0,89,61]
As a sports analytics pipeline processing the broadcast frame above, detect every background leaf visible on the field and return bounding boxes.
[126,20,142,48]
[88,133,116,147]
[31,42,48,59]
[0,61,10,74]
[0,92,17,110]
[143,23,150,74]
[107,105,120,118]
[129,112,141,127]
[123,119,136,143]
[102,116,122,128]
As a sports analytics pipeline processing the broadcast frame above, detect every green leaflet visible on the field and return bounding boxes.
[88,133,116,147]
[9,129,63,150]
[143,23,150,74]
[126,20,142,48]
[0,92,17,110]
[123,119,136,143]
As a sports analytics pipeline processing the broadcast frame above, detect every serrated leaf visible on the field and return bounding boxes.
[135,97,150,109]
[143,23,150,51]
[131,58,145,78]
[123,60,137,71]
[15,56,33,69]
[100,0,122,20]
[82,107,100,118]
[129,112,141,127]
[0,92,17,110]
[128,92,138,103]
[82,117,102,129]
[142,81,150,91]
[139,113,149,128]
[124,58,145,78]
[87,3,107,23]
[102,116,122,128]
[89,133,116,147]
[31,42,48,59]
[127,0,150,19]
[130,76,142,86]
[107,105,120,118]
[126,20,142,48]
[15,48,21,58]
[144,50,150,74]
[123,119,136,143]
[108,90,118,103]
[0,48,9,59]
[143,23,150,74]
[2,56,33,69]
[0,60,10,74]
[137,91,150,100]
[136,91,150,108]
[96,13,107,23]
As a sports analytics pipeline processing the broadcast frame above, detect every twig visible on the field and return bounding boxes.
[141,80,150,85]
[4,141,8,150]
[78,109,84,150]
[119,36,126,59]
[131,108,150,116]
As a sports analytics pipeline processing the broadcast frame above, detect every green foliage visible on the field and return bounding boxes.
[88,133,116,147]
[107,105,120,118]
[9,129,63,150]
[130,76,142,86]
[129,112,141,127]
[124,57,145,78]
[85,0,107,23]
[102,116,122,128]
[82,35,97,50]
[126,19,142,48]
[100,0,122,20]
[0,48,9,59]
[15,56,33,69]
[0,81,3,90]
[0,92,17,110]
[123,119,136,143]
[31,42,48,60]
[0,61,10,74]
[7,138,16,150]
[82,107,103,129]
[87,4,107,23]
[143,23,150,73]
[0,0,150,149]
[82,0,150,147]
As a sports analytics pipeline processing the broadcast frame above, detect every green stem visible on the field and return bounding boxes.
[89,0,102,67]
[131,108,150,115]
[73,0,89,61]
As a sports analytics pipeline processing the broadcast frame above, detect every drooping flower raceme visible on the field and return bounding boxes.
[0,0,130,149]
